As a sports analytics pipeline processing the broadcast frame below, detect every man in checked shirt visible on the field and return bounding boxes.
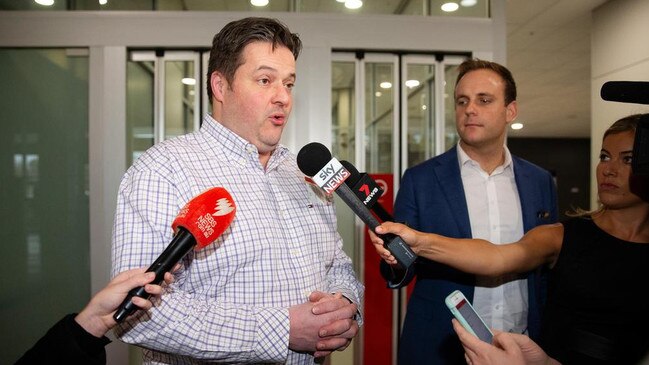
[111,17,363,364]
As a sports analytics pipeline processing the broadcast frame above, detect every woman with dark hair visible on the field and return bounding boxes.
[373,114,649,365]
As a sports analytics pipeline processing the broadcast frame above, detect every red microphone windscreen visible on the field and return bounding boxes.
[172,187,236,249]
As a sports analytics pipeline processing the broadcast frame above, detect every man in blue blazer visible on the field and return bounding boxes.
[382,59,558,364]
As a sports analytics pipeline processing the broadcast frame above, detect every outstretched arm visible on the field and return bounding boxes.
[15,267,174,365]
[371,222,563,276]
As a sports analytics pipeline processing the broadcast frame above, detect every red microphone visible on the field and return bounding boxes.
[113,187,236,322]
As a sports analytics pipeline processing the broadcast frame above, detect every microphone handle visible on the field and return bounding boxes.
[335,184,416,269]
[113,227,196,323]
[335,183,381,230]
[371,203,394,222]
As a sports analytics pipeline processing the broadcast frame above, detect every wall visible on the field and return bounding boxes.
[591,0,649,208]
[508,137,590,220]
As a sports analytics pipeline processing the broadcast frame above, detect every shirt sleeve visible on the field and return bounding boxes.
[111,164,290,363]
[325,229,365,325]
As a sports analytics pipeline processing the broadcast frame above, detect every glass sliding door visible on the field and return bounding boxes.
[364,55,399,176]
[401,58,437,168]
[443,57,465,149]
[401,55,465,172]
[401,55,467,171]
[331,51,468,365]
[127,50,200,165]
[332,57,357,165]
[0,48,89,364]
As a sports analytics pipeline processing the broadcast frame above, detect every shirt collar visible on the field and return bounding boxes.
[200,114,289,171]
[457,143,514,174]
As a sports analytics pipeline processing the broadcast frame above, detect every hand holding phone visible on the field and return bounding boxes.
[445,290,493,343]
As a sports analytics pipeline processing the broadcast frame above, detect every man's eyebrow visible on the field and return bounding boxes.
[476,92,495,98]
[454,92,494,99]
[255,65,296,79]
[255,65,278,72]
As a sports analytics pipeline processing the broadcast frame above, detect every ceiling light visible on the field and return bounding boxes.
[441,2,459,12]
[181,77,196,85]
[336,0,346,2]
[375,91,382,97]
[345,0,363,10]
[99,0,107,4]
[379,81,392,89]
[460,0,477,6]
[250,0,269,7]
[511,122,523,130]
[35,0,54,5]
[421,105,427,110]
[405,79,420,88]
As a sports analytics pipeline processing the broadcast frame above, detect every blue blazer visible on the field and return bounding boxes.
[388,146,558,365]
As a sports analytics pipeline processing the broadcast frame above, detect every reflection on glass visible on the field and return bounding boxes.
[332,61,356,164]
[365,62,394,174]
[0,48,89,363]
[445,64,460,149]
[127,60,154,165]
[127,55,198,165]
[164,60,195,140]
[332,60,358,270]
[406,64,435,168]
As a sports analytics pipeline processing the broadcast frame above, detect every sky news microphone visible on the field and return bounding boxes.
[297,142,416,269]
[340,160,394,223]
[113,187,236,323]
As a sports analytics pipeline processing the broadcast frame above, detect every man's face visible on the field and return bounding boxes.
[454,69,517,149]
[213,41,296,157]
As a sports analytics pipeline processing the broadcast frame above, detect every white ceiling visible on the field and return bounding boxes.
[506,0,609,138]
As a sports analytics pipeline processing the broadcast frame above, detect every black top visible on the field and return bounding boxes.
[14,313,111,365]
[540,217,649,365]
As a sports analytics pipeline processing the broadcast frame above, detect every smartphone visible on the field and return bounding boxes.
[445,290,493,343]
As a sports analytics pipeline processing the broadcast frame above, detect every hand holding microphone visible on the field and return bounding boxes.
[297,142,416,269]
[113,187,236,322]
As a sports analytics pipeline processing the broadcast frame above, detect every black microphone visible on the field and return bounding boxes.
[600,81,649,105]
[340,160,394,222]
[113,187,236,322]
[297,142,416,269]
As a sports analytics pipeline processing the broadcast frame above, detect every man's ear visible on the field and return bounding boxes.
[505,100,518,124]
[210,72,226,102]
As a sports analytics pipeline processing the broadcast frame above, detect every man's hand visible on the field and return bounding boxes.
[288,291,359,358]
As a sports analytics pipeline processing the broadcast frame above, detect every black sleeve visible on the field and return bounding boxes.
[14,313,111,365]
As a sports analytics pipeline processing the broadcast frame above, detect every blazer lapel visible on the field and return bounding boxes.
[513,159,541,232]
[433,148,472,238]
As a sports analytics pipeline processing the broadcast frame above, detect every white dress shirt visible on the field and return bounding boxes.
[457,143,528,334]
[111,115,364,364]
